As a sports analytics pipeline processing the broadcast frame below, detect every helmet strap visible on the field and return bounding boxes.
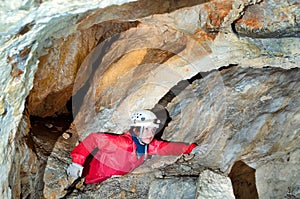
[130,126,149,160]
[144,144,148,160]
[138,126,145,145]
[139,126,149,160]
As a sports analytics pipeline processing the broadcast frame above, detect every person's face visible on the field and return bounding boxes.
[134,126,157,144]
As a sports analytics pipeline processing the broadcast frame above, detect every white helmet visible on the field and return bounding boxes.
[130,110,160,128]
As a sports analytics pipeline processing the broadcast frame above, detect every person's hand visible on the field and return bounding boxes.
[190,144,208,156]
[66,163,83,178]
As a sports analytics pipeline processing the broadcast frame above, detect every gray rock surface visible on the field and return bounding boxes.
[148,177,197,199]
[196,170,235,199]
[0,0,299,198]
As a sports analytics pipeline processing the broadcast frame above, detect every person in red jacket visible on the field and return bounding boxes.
[66,109,207,184]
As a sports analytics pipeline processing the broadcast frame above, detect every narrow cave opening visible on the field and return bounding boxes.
[27,112,73,197]
[30,114,73,156]
[29,97,74,157]
[229,161,259,199]
[9,98,75,198]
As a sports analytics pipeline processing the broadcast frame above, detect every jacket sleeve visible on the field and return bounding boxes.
[148,139,197,156]
[70,132,108,166]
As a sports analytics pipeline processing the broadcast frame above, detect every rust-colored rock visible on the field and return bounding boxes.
[235,0,300,37]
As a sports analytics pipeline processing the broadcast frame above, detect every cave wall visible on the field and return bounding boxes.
[0,0,299,198]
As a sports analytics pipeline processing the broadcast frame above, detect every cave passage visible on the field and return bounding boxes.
[229,161,259,199]
[29,113,73,156]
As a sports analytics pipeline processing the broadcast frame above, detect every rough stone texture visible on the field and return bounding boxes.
[27,20,140,117]
[256,148,300,199]
[163,66,300,197]
[42,66,300,199]
[72,23,211,137]
[0,0,299,198]
[196,170,235,199]
[8,113,40,199]
[235,0,300,38]
[148,177,197,199]
[164,66,299,171]
[25,0,213,118]
[8,113,72,199]
[0,1,138,198]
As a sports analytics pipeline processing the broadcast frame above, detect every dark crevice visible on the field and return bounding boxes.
[14,22,35,37]
[30,114,73,156]
[160,174,199,179]
[25,133,38,156]
[153,64,237,139]
[27,113,73,198]
[229,161,259,199]
[218,64,238,71]
[230,11,245,38]
[157,64,236,107]
[156,75,200,107]
[157,79,192,107]
[231,22,239,37]
[229,1,256,38]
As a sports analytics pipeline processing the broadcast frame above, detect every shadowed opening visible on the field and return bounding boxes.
[229,161,259,199]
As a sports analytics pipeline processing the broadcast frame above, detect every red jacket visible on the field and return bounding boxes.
[71,131,196,184]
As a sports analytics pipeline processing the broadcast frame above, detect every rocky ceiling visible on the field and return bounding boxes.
[0,0,299,198]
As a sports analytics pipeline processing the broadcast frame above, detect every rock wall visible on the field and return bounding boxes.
[0,0,299,198]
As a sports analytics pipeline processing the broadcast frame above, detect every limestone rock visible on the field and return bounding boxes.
[196,170,235,199]
[256,148,300,199]
[41,66,300,199]
[27,20,140,117]
[8,113,43,199]
[71,23,211,137]
[0,0,299,198]
[164,66,299,168]
[163,66,299,198]
[235,0,300,38]
[148,177,197,199]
